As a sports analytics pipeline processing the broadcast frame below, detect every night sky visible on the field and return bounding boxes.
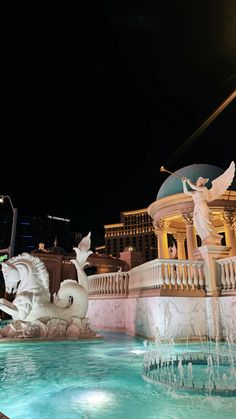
[1,2,236,238]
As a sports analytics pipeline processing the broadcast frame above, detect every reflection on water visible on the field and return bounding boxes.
[0,332,236,418]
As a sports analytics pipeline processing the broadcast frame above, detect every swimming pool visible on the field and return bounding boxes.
[0,332,236,418]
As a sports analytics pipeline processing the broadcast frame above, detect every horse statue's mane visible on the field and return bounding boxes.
[7,252,49,290]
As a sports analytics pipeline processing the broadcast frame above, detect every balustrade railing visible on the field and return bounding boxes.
[128,258,205,293]
[88,272,129,297]
[216,256,236,292]
[88,258,206,298]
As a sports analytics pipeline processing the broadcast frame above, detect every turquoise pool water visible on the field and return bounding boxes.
[0,332,236,418]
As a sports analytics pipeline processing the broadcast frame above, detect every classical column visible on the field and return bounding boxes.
[154,220,169,259]
[182,212,197,260]
[222,209,236,256]
[173,232,186,259]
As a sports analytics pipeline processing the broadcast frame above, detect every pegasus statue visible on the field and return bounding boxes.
[0,232,96,339]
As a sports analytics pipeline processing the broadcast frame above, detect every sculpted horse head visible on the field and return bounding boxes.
[0,253,50,320]
[1,252,49,295]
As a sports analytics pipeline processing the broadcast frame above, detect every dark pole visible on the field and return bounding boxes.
[9,207,18,258]
[0,195,18,259]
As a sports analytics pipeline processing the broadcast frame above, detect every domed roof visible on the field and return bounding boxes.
[47,238,66,255]
[157,163,236,199]
[47,245,66,255]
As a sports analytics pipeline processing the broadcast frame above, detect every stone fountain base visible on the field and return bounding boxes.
[0,317,100,340]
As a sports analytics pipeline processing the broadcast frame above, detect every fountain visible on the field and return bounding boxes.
[142,321,236,396]
[0,232,98,339]
[141,160,236,396]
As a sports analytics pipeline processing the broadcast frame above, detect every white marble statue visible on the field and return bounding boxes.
[0,232,96,339]
[182,161,235,245]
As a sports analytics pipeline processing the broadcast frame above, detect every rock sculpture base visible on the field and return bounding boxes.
[0,317,100,340]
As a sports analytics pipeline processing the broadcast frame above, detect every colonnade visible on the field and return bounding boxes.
[154,208,236,260]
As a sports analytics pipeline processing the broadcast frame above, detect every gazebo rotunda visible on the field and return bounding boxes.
[148,164,236,260]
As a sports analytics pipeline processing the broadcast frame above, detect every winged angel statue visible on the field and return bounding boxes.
[182,161,235,245]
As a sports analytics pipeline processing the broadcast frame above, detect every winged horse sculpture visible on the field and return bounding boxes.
[0,232,96,339]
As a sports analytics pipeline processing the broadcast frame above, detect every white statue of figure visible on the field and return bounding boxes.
[182,161,235,245]
[0,232,96,339]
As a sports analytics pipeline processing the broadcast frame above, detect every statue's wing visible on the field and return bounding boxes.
[208,161,235,202]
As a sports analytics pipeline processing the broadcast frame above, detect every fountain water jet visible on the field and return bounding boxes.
[142,303,236,397]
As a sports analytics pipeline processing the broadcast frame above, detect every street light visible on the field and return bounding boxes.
[0,195,18,258]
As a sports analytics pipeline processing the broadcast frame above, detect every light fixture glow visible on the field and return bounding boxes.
[129,349,145,355]
[72,390,114,409]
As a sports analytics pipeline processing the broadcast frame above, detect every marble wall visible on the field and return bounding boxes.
[87,296,236,341]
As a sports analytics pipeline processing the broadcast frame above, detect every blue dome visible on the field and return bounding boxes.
[157,163,236,199]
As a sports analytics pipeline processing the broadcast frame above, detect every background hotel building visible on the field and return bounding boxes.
[103,209,157,262]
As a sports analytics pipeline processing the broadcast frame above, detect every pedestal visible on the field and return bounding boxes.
[194,245,231,296]
[194,245,231,341]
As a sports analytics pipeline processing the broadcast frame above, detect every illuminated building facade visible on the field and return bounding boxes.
[104,209,157,262]
[0,214,78,255]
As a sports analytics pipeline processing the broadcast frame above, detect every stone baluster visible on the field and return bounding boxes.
[158,262,164,287]
[93,278,96,294]
[176,264,181,286]
[164,262,170,287]
[182,211,197,259]
[121,274,125,294]
[121,274,125,295]
[113,274,116,294]
[116,274,120,294]
[103,276,106,294]
[197,264,204,288]
[110,275,113,294]
[193,264,198,288]
[233,260,236,290]
[229,261,236,290]
[187,264,193,287]
[181,263,187,287]
[104,276,107,294]
[100,276,103,294]
[112,274,116,294]
[170,262,176,286]
[98,277,101,294]
[218,261,226,290]
[120,274,124,294]
[92,277,95,294]
[224,262,231,291]
[125,273,129,295]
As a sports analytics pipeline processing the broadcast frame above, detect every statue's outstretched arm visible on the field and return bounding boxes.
[187,179,203,191]
[182,177,193,195]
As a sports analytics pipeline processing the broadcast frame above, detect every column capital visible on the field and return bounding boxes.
[221,209,235,227]
[173,232,186,242]
[154,220,170,234]
[182,211,194,225]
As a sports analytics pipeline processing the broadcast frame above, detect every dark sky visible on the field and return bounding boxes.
[1,2,236,237]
